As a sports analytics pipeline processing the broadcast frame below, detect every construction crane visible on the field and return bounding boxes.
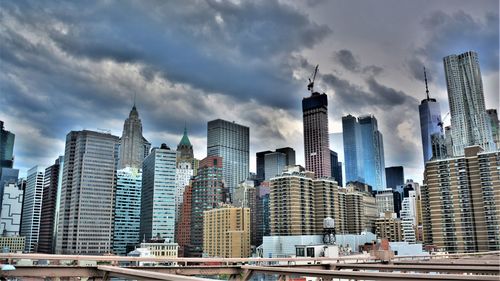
[438,112,450,129]
[307,64,319,94]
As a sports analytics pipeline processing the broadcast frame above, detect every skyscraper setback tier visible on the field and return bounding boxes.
[56,130,120,255]
[119,105,151,169]
[302,93,331,179]
[207,119,249,198]
[443,51,496,156]
[422,146,500,253]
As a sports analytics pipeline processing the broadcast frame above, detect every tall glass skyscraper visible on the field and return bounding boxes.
[444,51,495,156]
[0,121,15,169]
[342,115,364,184]
[419,69,444,162]
[56,130,120,254]
[385,166,404,190]
[113,167,142,255]
[140,144,177,242]
[264,152,287,180]
[20,166,44,253]
[359,115,386,190]
[302,93,331,179]
[207,119,249,198]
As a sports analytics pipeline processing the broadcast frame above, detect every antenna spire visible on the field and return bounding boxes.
[133,92,137,107]
[424,67,430,100]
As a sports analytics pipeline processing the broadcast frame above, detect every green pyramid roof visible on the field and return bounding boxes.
[179,126,192,146]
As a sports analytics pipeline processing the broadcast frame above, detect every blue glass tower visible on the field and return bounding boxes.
[113,167,142,255]
[419,68,444,162]
[342,115,364,183]
[358,115,386,190]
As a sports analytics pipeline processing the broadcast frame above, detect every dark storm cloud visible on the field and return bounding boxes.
[333,49,384,76]
[417,10,499,73]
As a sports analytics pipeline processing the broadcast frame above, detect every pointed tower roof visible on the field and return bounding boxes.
[179,125,192,146]
[129,104,139,118]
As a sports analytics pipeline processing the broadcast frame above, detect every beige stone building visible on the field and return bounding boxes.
[375,212,402,242]
[423,146,500,253]
[270,166,343,236]
[0,236,25,253]
[203,205,250,258]
[342,183,378,234]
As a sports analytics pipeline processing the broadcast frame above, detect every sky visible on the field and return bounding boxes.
[1,0,498,183]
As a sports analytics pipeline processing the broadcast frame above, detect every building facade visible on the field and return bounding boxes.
[233,180,257,247]
[376,189,395,216]
[255,183,270,247]
[256,148,295,182]
[176,185,192,257]
[264,152,287,181]
[119,105,151,169]
[0,120,15,169]
[38,157,63,254]
[140,144,177,242]
[444,51,496,156]
[342,115,364,183]
[207,119,249,198]
[175,161,193,227]
[190,156,226,256]
[0,181,23,236]
[358,115,386,190]
[20,166,44,253]
[56,130,119,254]
[203,205,251,258]
[486,109,500,148]
[375,212,402,242]
[330,150,343,186]
[113,167,142,255]
[423,146,500,253]
[302,93,331,179]
[385,166,404,190]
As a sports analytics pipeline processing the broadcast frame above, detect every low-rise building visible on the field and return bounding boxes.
[375,212,402,242]
[0,236,25,253]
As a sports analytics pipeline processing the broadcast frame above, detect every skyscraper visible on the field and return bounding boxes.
[0,181,23,236]
[113,167,142,255]
[177,126,194,162]
[342,115,364,183]
[264,152,286,180]
[486,109,500,148]
[20,166,44,253]
[302,92,331,179]
[175,161,193,227]
[256,147,295,182]
[190,156,225,256]
[207,119,249,197]
[385,166,404,190]
[119,104,151,169]
[0,121,15,169]
[419,68,445,162]
[38,156,63,254]
[56,130,119,254]
[358,115,386,190]
[275,147,296,166]
[256,151,272,182]
[444,51,495,156]
[140,144,177,242]
[330,150,343,186]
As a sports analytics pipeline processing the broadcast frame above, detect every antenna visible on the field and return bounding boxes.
[133,92,137,107]
[424,67,430,100]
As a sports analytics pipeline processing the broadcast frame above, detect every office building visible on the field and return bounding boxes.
[376,189,395,216]
[444,51,495,155]
[176,184,192,257]
[119,104,151,169]
[358,115,386,190]
[0,236,25,253]
[56,130,120,254]
[0,181,23,236]
[177,126,194,161]
[175,161,193,227]
[140,144,177,242]
[256,148,295,182]
[140,240,179,258]
[233,180,257,246]
[302,92,331,179]
[419,69,445,162]
[486,109,500,148]
[207,119,249,197]
[342,115,364,183]
[375,212,402,242]
[203,205,251,258]
[113,167,142,255]
[190,156,226,256]
[0,167,19,211]
[330,150,343,186]
[255,183,270,247]
[38,156,63,254]
[270,166,342,236]
[20,166,44,253]
[385,166,404,190]
[0,121,15,169]
[423,146,500,253]
[343,183,377,234]
[400,190,417,244]
[264,152,286,180]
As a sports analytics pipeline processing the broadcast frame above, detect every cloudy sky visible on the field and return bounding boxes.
[1,0,498,183]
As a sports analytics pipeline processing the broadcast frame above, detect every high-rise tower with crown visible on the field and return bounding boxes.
[119,104,151,169]
[177,126,194,161]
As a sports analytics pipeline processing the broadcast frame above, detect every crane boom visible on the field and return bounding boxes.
[307,64,319,93]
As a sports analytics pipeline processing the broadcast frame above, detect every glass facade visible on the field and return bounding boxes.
[342,115,364,184]
[419,98,443,162]
[140,146,177,242]
[113,167,142,255]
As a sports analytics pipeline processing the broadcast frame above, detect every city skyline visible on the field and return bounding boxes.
[1,1,499,183]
